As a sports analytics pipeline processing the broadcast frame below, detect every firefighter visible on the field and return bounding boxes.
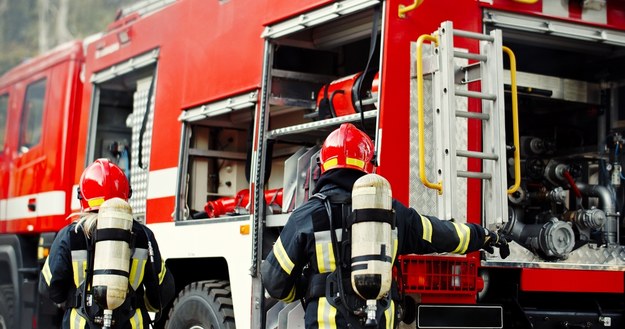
[261,123,510,329]
[39,158,175,329]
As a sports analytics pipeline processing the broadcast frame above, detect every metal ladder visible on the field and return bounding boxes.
[416,21,520,227]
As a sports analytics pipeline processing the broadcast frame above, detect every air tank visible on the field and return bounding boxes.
[350,173,394,326]
[92,197,134,328]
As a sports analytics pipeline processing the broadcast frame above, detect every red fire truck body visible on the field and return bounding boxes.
[1,0,625,328]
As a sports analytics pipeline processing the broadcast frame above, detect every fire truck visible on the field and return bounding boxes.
[1,0,625,328]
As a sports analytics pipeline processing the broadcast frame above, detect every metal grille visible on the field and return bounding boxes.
[129,76,155,220]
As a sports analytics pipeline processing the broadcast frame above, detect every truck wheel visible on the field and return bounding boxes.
[0,285,14,329]
[165,280,235,329]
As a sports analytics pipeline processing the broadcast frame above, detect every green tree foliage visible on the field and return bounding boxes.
[0,0,136,75]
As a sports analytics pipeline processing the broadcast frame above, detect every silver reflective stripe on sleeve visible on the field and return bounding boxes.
[130,247,149,290]
[274,237,295,275]
[420,215,432,243]
[451,222,470,254]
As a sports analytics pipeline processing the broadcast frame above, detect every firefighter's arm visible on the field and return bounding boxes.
[141,226,175,313]
[39,225,73,304]
[397,201,487,255]
[260,214,307,303]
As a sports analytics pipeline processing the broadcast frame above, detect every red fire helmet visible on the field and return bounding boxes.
[319,123,375,174]
[79,158,131,212]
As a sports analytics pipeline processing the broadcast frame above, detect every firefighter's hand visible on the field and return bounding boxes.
[483,229,511,259]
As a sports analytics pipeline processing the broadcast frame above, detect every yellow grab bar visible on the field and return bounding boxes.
[398,0,424,18]
[503,46,521,194]
[512,0,538,4]
[416,33,443,194]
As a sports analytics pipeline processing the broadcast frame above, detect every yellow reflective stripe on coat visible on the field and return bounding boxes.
[158,261,167,284]
[317,297,338,329]
[69,308,87,329]
[42,257,52,285]
[71,250,88,287]
[282,286,297,303]
[420,215,432,243]
[144,293,159,313]
[130,308,143,329]
[451,222,470,254]
[384,300,395,329]
[391,229,398,264]
[273,237,295,275]
[130,248,148,290]
[314,230,336,273]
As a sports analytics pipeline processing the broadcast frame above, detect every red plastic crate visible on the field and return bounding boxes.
[398,254,482,304]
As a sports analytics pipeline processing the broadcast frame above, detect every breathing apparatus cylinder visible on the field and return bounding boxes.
[350,173,394,326]
[92,197,133,328]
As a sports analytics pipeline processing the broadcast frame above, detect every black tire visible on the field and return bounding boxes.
[0,284,14,329]
[165,280,235,329]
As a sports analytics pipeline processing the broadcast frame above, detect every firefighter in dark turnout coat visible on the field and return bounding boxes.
[39,159,175,329]
[261,123,510,329]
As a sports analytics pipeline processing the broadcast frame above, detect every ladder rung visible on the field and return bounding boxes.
[455,89,496,100]
[454,51,487,62]
[455,110,490,120]
[458,171,492,179]
[453,29,495,42]
[457,150,498,160]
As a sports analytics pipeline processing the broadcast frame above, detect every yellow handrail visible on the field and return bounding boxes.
[502,46,521,194]
[512,0,538,4]
[398,0,424,18]
[416,33,443,194]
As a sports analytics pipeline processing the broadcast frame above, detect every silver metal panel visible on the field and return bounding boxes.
[409,43,443,220]
[282,147,307,213]
[409,40,468,222]
[179,91,258,122]
[484,242,625,270]
[484,9,625,46]
[503,70,601,104]
[262,0,381,39]
[91,49,159,84]
[295,145,320,209]
[481,28,508,229]
[129,76,155,219]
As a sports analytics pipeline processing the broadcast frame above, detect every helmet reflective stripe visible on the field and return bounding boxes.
[87,197,105,208]
[323,157,367,172]
[322,158,339,172]
[345,157,365,169]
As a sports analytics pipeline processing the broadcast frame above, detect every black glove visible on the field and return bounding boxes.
[483,228,511,259]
